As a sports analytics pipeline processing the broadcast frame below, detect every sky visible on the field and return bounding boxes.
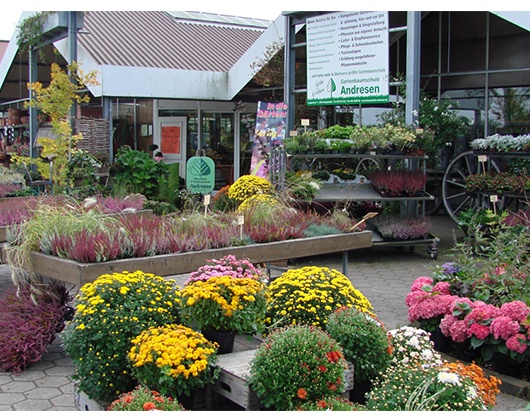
[1,1,528,41]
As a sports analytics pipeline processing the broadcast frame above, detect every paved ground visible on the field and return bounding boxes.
[0,214,529,411]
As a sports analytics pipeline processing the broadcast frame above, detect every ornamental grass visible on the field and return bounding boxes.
[179,275,268,334]
[264,266,373,330]
[249,324,347,410]
[128,324,219,398]
[61,271,181,403]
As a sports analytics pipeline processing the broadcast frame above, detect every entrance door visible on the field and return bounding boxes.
[157,116,187,178]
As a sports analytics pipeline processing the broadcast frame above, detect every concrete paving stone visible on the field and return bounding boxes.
[35,376,70,388]
[0,376,13,386]
[40,351,64,362]
[50,393,76,408]
[43,365,75,376]
[10,371,45,381]
[0,393,25,405]
[24,387,61,400]
[0,381,35,393]
[12,399,52,411]
[31,360,56,371]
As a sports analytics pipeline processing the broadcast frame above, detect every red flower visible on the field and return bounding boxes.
[317,400,328,409]
[327,382,337,391]
[326,350,341,363]
[297,388,308,399]
[143,402,156,410]
[123,395,133,403]
[318,365,327,373]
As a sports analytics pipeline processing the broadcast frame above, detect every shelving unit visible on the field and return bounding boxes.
[287,152,439,259]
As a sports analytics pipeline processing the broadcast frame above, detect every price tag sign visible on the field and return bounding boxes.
[203,194,211,206]
[237,215,244,225]
[490,195,498,203]
[478,155,487,162]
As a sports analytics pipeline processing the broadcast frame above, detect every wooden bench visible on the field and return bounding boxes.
[206,349,354,410]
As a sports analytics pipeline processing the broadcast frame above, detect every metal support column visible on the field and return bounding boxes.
[283,14,296,134]
[28,48,38,159]
[405,11,421,128]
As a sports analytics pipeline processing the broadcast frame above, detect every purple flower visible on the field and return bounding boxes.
[441,262,460,275]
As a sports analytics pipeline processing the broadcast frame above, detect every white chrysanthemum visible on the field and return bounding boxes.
[437,371,461,386]
[409,336,420,348]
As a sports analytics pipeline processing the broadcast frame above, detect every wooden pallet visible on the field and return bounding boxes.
[207,349,354,411]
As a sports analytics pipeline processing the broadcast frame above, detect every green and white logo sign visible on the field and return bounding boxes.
[306,11,389,106]
[186,156,215,194]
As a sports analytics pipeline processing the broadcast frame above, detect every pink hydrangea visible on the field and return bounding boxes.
[440,314,457,337]
[433,281,451,294]
[506,334,528,354]
[410,276,433,292]
[464,303,500,325]
[490,316,520,341]
[448,319,472,343]
[468,323,490,340]
[500,300,530,322]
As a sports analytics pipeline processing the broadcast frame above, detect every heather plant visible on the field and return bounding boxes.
[369,169,427,196]
[0,281,72,374]
[249,324,348,410]
[61,271,181,403]
[372,214,432,240]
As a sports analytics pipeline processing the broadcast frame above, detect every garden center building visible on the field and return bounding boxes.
[1,11,530,187]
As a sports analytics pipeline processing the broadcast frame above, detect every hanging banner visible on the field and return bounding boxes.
[250,101,288,178]
[306,11,389,106]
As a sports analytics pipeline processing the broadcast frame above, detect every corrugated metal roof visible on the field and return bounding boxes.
[78,11,268,72]
[167,11,271,29]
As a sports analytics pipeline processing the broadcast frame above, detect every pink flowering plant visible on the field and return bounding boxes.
[184,254,268,285]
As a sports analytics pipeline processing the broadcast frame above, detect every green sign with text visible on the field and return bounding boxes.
[186,156,215,194]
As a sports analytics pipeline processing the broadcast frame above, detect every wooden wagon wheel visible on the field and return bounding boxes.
[442,151,503,224]
[355,157,381,177]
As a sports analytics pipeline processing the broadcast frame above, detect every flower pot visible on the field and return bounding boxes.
[202,330,236,354]
[489,353,525,378]
[452,341,479,363]
[429,327,452,353]
[349,379,371,404]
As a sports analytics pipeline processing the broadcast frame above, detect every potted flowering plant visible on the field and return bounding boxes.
[184,254,268,285]
[108,385,186,411]
[387,326,444,367]
[297,396,366,411]
[61,270,181,404]
[326,306,392,402]
[128,324,219,405]
[248,324,348,410]
[264,266,374,330]
[227,174,275,204]
[327,309,391,373]
[365,362,490,411]
[179,275,268,353]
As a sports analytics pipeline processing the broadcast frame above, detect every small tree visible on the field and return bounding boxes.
[12,62,99,190]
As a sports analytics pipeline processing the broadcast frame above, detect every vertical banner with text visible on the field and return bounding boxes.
[306,11,389,106]
[250,101,288,178]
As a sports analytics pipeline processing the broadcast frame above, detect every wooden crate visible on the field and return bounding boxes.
[207,349,354,411]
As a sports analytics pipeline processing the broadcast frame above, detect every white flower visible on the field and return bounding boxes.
[467,386,478,400]
[409,336,420,348]
[437,371,461,386]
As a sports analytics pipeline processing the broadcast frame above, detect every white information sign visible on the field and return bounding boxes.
[306,11,389,106]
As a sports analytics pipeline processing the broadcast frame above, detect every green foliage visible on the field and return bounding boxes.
[61,271,181,402]
[326,307,392,384]
[113,146,170,200]
[317,124,355,139]
[65,149,102,198]
[249,324,347,410]
[108,385,187,411]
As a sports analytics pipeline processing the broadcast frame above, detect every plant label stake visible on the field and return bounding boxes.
[490,194,498,215]
[350,211,378,231]
[204,194,211,216]
[237,215,244,239]
[478,155,487,174]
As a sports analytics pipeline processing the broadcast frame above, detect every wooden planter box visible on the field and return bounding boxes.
[3,231,372,287]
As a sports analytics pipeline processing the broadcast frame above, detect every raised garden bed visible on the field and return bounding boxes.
[3,231,372,287]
